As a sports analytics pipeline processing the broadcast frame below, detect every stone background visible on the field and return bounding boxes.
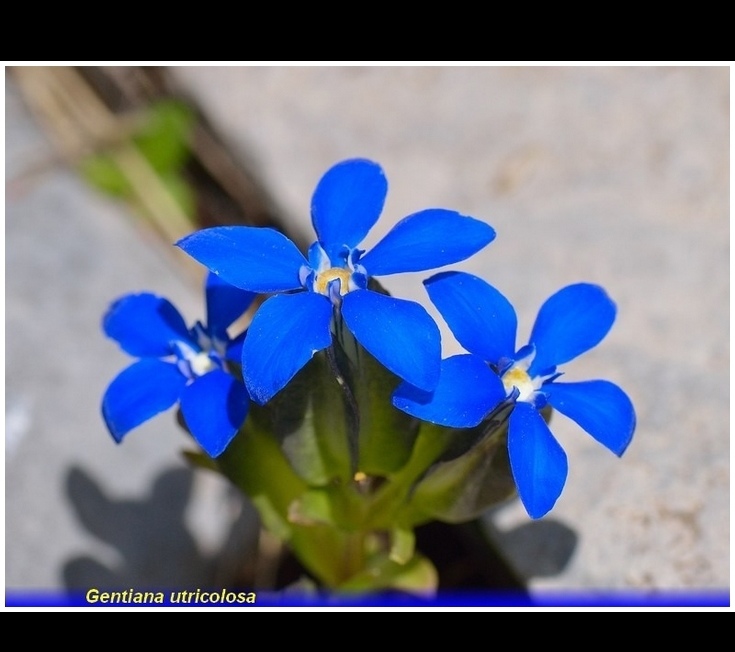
[5,66,730,600]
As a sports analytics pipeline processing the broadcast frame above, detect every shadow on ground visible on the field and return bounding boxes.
[62,466,254,591]
[62,465,577,593]
[486,512,578,580]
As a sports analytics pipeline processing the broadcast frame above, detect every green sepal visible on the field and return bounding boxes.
[258,351,353,487]
[332,279,420,477]
[352,339,420,476]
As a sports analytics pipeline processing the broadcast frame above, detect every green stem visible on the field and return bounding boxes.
[341,531,367,582]
[364,422,452,529]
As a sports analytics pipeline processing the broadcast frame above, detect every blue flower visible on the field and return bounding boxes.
[392,271,636,519]
[175,158,496,404]
[101,273,257,457]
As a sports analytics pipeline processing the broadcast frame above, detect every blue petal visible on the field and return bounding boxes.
[225,329,246,364]
[424,271,517,363]
[176,226,307,293]
[508,402,568,519]
[392,354,506,428]
[179,369,249,457]
[342,290,441,391]
[102,359,187,442]
[242,292,333,404]
[103,293,191,357]
[205,272,257,336]
[359,210,496,275]
[311,159,387,262]
[546,380,636,456]
[528,283,616,376]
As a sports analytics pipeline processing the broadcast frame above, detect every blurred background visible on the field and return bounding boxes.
[4,65,730,601]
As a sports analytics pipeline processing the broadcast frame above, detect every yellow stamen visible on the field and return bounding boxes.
[190,352,216,376]
[502,366,535,401]
[314,267,352,296]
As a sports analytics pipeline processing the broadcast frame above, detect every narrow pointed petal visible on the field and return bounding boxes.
[359,210,496,276]
[528,283,616,376]
[425,271,517,362]
[205,272,257,335]
[242,292,333,404]
[176,226,307,293]
[102,359,186,442]
[546,380,636,456]
[342,290,441,391]
[180,369,249,457]
[311,159,387,261]
[103,293,190,357]
[392,354,506,428]
[508,402,568,519]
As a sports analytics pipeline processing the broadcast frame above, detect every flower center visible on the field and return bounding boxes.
[502,366,537,403]
[313,267,353,297]
[190,351,217,376]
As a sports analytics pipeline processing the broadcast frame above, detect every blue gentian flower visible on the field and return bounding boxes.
[102,273,257,457]
[392,271,636,519]
[175,158,496,404]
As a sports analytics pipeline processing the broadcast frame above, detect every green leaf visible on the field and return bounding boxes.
[338,551,438,596]
[363,420,453,530]
[388,527,415,565]
[215,418,351,587]
[403,407,519,524]
[216,415,308,540]
[251,494,293,541]
[181,449,220,473]
[79,99,195,200]
[133,99,196,173]
[287,488,334,527]
[387,554,438,595]
[78,154,131,197]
